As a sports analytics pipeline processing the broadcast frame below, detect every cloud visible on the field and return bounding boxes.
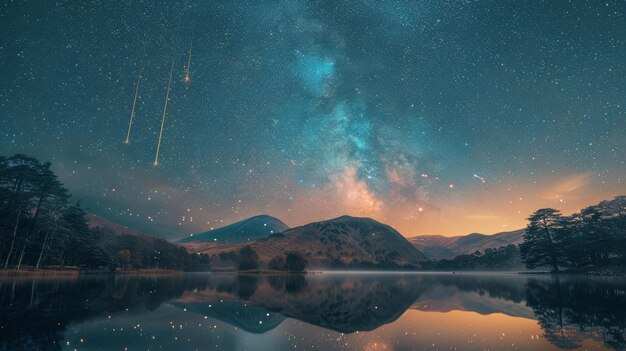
[542,172,593,201]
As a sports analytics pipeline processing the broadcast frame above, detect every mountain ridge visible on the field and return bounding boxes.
[185,215,429,268]
[408,229,525,260]
[178,214,289,244]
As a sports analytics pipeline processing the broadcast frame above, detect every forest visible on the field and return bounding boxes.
[423,244,523,271]
[520,196,626,273]
[0,154,210,272]
[427,196,626,273]
[2,153,624,274]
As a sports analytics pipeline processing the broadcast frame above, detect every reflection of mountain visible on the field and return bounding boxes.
[412,284,535,319]
[2,273,625,351]
[172,299,285,333]
[174,274,425,333]
[409,229,524,259]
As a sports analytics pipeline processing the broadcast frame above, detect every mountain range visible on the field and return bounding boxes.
[183,215,429,268]
[407,229,525,260]
[91,212,523,269]
[179,214,524,267]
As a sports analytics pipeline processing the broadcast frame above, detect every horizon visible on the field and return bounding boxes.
[1,1,625,239]
[2,2,625,350]
[179,212,530,239]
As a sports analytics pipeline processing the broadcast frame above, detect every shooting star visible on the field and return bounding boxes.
[124,45,146,144]
[154,57,176,167]
[474,174,486,183]
[184,30,193,83]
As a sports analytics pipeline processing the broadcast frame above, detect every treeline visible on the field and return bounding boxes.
[520,196,626,273]
[0,154,210,271]
[423,244,523,271]
[213,245,308,272]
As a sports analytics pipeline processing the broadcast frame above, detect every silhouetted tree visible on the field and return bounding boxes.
[520,208,566,272]
[0,154,210,272]
[238,245,259,271]
[285,252,307,272]
[268,255,286,270]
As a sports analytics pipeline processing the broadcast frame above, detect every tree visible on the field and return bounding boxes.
[520,208,566,272]
[285,252,307,272]
[1,154,42,268]
[268,255,286,270]
[238,245,259,271]
[117,249,132,269]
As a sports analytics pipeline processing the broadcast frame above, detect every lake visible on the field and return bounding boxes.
[1,272,624,351]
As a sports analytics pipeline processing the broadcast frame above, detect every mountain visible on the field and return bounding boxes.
[87,214,148,238]
[408,229,525,260]
[87,213,211,271]
[186,215,429,269]
[178,215,289,244]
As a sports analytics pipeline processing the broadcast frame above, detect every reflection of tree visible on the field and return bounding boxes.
[525,278,626,350]
[285,274,307,293]
[265,274,307,293]
[3,274,626,350]
[177,274,426,333]
[0,276,209,350]
[244,275,426,333]
[237,275,259,300]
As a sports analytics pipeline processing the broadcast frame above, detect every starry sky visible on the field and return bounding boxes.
[1,1,625,238]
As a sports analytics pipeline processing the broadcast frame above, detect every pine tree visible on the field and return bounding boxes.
[520,208,565,272]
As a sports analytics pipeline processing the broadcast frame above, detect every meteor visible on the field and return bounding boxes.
[154,57,176,167]
[124,45,146,144]
[184,31,193,83]
[473,174,486,183]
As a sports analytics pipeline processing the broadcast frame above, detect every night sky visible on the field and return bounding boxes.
[1,1,625,238]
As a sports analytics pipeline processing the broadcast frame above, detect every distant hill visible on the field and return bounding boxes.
[86,214,149,238]
[408,229,524,260]
[178,215,289,244]
[185,215,429,269]
[87,214,211,271]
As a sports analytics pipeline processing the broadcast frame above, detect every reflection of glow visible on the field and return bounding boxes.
[364,341,390,351]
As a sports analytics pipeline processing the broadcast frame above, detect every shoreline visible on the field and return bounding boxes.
[2,267,623,278]
[0,268,182,278]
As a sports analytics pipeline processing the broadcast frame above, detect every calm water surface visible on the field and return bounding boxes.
[0,272,624,351]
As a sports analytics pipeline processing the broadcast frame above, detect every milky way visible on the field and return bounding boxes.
[1,1,624,238]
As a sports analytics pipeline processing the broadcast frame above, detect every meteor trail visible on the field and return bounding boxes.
[473,174,486,183]
[124,46,146,144]
[154,57,176,167]
[184,31,193,83]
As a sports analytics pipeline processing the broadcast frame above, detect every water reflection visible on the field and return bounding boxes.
[0,273,624,350]
[526,277,626,349]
